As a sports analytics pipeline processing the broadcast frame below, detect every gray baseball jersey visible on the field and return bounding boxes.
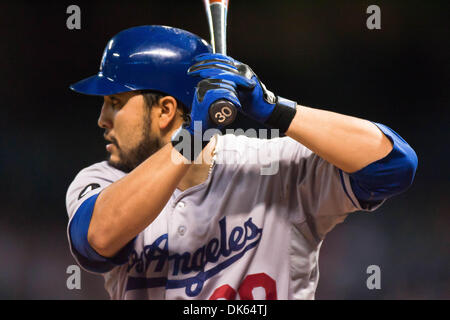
[66,134,382,300]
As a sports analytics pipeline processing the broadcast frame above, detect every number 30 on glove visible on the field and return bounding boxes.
[171,77,241,161]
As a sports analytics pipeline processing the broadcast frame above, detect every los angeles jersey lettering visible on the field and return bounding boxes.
[65,134,382,300]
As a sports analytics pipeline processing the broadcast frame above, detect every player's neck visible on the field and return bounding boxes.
[177,136,217,192]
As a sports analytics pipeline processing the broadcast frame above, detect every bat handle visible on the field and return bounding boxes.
[209,99,237,126]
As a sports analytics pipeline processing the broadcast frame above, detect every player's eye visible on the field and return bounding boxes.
[110,99,121,108]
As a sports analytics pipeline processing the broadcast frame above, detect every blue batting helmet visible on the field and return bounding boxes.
[70,25,213,108]
[70,25,274,135]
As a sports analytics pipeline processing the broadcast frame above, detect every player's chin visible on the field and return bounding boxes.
[107,153,119,163]
[105,145,118,162]
[106,151,134,173]
[106,149,123,166]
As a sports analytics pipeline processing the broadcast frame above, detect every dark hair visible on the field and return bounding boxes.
[138,90,190,122]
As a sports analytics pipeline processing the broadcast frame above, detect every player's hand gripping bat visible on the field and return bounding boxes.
[203,0,237,126]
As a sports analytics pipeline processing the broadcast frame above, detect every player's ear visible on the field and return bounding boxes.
[157,96,179,130]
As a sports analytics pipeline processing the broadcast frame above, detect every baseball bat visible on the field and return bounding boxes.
[203,0,237,126]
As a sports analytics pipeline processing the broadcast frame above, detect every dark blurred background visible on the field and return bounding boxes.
[0,0,448,299]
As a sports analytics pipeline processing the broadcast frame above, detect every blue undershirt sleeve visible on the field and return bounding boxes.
[348,122,418,207]
[69,193,135,273]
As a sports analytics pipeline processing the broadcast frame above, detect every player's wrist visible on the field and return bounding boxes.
[264,96,298,134]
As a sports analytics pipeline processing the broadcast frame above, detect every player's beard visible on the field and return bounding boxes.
[106,111,163,173]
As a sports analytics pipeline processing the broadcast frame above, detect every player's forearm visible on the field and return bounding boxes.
[88,143,191,257]
[286,105,393,173]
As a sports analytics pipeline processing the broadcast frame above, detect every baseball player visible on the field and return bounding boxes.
[66,25,418,299]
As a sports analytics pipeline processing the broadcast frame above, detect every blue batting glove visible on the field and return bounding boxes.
[188,53,297,133]
[171,77,241,161]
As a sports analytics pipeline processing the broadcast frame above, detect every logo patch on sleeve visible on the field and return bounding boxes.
[78,183,101,200]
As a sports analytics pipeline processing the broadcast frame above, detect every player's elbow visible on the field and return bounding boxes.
[369,122,419,196]
[350,142,418,202]
[377,142,418,197]
[87,222,120,258]
[397,145,418,193]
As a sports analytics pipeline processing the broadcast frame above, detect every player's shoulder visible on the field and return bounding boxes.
[219,133,298,151]
[73,161,125,182]
[67,161,126,195]
[218,133,308,160]
[65,161,126,216]
[214,133,310,171]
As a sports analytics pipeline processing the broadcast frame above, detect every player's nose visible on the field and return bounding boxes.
[98,102,113,129]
